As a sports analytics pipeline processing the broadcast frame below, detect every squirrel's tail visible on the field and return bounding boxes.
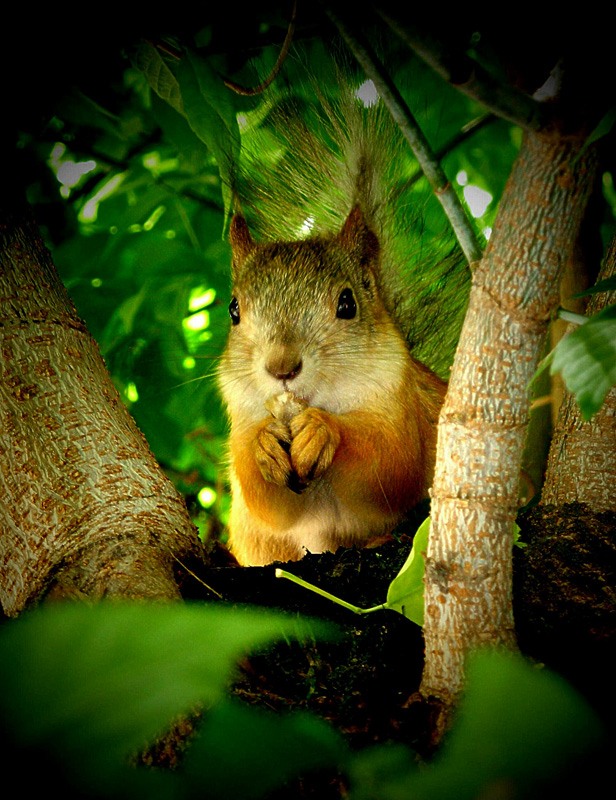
[233,52,470,377]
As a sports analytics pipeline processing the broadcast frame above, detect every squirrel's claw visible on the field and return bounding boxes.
[255,419,293,487]
[290,407,340,482]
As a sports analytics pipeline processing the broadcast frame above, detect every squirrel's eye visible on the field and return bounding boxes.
[229,296,240,325]
[336,288,356,320]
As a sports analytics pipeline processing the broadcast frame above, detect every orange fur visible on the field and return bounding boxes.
[219,207,447,566]
[226,357,445,565]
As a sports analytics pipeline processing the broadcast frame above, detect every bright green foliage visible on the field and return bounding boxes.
[385,516,430,626]
[551,302,616,420]
[20,22,615,540]
[18,30,524,541]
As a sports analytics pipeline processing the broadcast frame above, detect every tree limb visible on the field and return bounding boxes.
[375,10,549,132]
[323,3,484,267]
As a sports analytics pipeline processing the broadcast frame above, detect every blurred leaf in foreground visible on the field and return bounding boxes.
[350,650,606,800]
[0,602,331,792]
[183,700,345,800]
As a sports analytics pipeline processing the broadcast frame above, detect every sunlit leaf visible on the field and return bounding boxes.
[385,516,430,626]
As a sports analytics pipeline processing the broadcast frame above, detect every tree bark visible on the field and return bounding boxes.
[0,197,206,616]
[419,129,597,739]
[541,234,616,510]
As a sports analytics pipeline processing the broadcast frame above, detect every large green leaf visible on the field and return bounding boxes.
[0,603,330,779]
[183,700,345,800]
[551,302,616,420]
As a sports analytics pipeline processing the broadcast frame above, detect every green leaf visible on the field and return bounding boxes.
[422,651,606,797]
[178,50,240,219]
[184,700,345,799]
[133,40,183,114]
[349,651,606,800]
[0,603,329,779]
[550,302,616,420]
[528,347,555,391]
[582,106,616,150]
[385,516,430,626]
[572,274,616,298]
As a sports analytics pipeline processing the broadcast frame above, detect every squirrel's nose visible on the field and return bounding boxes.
[265,345,303,381]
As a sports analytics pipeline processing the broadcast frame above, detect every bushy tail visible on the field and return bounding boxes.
[233,53,470,377]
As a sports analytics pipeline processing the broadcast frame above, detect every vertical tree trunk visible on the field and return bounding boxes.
[419,130,597,740]
[513,235,616,701]
[0,197,206,616]
[542,235,616,510]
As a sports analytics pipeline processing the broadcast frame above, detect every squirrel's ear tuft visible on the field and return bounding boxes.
[339,206,380,265]
[230,215,256,269]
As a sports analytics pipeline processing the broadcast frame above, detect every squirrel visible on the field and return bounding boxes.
[216,75,466,566]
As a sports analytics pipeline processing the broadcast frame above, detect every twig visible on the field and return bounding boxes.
[406,111,495,187]
[376,11,548,133]
[557,308,587,326]
[172,555,223,599]
[222,1,298,96]
[323,4,483,267]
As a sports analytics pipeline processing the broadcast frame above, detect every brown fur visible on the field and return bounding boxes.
[218,207,446,565]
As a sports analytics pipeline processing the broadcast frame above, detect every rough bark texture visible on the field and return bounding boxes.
[420,130,597,732]
[0,199,206,616]
[513,503,616,715]
[541,235,616,509]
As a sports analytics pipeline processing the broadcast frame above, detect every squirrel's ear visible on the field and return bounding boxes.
[230,215,256,270]
[339,206,380,265]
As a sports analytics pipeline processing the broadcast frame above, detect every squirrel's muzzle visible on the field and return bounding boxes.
[264,343,303,382]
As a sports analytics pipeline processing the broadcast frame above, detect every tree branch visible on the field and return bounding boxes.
[222,0,298,95]
[323,4,483,267]
[406,111,496,188]
[375,10,549,132]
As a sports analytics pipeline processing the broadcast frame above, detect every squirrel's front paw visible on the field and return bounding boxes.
[290,408,340,482]
[255,419,293,487]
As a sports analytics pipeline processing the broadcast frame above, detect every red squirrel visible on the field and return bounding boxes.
[217,205,446,565]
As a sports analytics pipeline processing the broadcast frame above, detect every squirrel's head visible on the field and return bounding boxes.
[219,207,407,420]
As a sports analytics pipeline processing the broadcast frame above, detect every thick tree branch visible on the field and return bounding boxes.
[421,129,598,744]
[0,196,206,615]
[541,235,616,510]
